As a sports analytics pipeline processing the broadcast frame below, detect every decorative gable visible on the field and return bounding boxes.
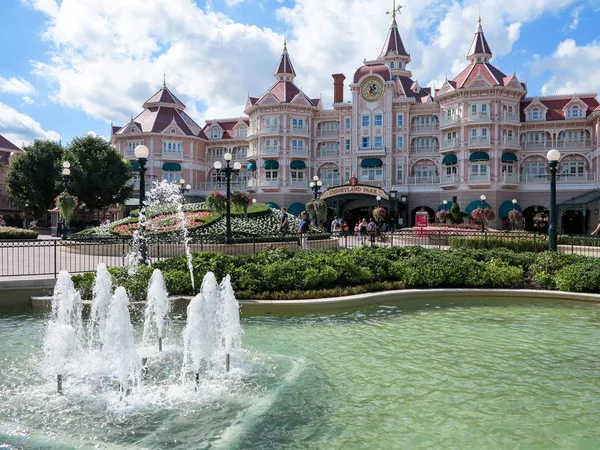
[562,96,588,119]
[208,123,223,139]
[524,99,548,121]
[290,92,312,106]
[465,72,493,89]
[437,80,455,96]
[257,92,280,106]
[234,120,248,138]
[162,117,184,135]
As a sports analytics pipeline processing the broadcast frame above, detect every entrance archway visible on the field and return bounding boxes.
[410,206,435,226]
[523,205,549,233]
[562,210,586,235]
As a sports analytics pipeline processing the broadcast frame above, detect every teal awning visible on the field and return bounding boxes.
[266,202,280,210]
[469,152,489,161]
[162,162,181,171]
[130,161,140,170]
[290,160,306,170]
[465,200,492,215]
[361,158,383,168]
[287,202,305,216]
[501,152,518,162]
[499,200,522,218]
[437,201,453,211]
[264,160,279,170]
[247,162,256,171]
[442,154,457,165]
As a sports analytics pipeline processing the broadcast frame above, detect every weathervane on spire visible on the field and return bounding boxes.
[163,73,166,88]
[387,0,403,21]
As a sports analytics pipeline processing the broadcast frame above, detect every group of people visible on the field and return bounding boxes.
[279,207,310,249]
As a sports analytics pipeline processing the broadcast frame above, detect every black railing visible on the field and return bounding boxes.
[2,231,600,278]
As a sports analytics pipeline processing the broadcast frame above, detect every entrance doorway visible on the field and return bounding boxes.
[410,206,435,226]
[562,210,586,235]
[523,206,549,233]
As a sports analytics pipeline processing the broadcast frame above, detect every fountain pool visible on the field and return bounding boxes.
[1,297,599,449]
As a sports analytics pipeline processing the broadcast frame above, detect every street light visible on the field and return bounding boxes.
[61,161,71,191]
[480,194,487,233]
[511,198,518,230]
[376,195,381,207]
[134,144,150,264]
[547,148,561,251]
[179,178,191,197]
[214,152,241,244]
[443,199,448,211]
[309,175,323,200]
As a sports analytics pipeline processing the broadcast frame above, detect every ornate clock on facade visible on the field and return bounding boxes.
[360,77,384,101]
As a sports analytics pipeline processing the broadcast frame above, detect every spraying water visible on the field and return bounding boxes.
[43,271,84,392]
[142,269,171,351]
[217,275,244,371]
[125,206,149,274]
[102,287,141,395]
[88,263,113,348]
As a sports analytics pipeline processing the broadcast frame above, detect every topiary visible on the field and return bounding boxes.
[448,195,464,224]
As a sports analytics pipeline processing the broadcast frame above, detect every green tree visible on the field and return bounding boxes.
[448,195,464,224]
[6,139,63,217]
[66,135,134,211]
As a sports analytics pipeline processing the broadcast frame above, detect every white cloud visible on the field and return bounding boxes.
[225,0,246,6]
[536,39,600,95]
[0,76,35,95]
[22,96,34,105]
[0,102,60,146]
[26,0,588,125]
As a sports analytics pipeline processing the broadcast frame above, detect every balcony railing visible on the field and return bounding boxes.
[440,116,460,127]
[247,147,258,158]
[161,150,183,160]
[291,126,308,135]
[406,176,440,185]
[319,129,339,137]
[520,173,596,184]
[556,138,591,148]
[357,147,386,154]
[191,181,248,192]
[440,174,458,185]
[262,146,279,155]
[291,146,308,156]
[501,137,519,148]
[521,141,548,149]
[499,173,519,183]
[468,174,491,183]
[410,123,439,133]
[502,112,520,122]
[124,149,136,158]
[315,150,340,158]
[440,139,458,150]
[320,178,340,187]
[468,136,490,146]
[260,179,280,187]
[411,145,439,154]
[262,125,280,133]
[469,111,490,122]
[289,180,308,188]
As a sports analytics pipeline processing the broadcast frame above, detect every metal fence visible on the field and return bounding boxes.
[2,231,600,278]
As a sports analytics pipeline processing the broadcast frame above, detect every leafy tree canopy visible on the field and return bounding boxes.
[66,135,134,211]
[6,139,63,216]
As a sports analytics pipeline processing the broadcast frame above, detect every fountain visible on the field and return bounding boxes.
[43,270,83,393]
[142,268,171,352]
[87,262,113,347]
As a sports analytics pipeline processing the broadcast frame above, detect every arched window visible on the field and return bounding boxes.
[531,108,539,120]
[569,105,580,118]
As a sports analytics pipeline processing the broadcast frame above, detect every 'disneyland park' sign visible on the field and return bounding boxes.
[320,185,389,201]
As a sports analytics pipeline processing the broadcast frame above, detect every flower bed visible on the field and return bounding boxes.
[111,211,215,236]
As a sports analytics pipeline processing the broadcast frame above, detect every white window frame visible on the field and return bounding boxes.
[345,139,351,151]
[396,114,404,127]
[362,137,370,148]
[374,114,383,126]
[291,169,305,182]
[360,167,383,182]
[396,136,403,149]
[362,115,370,127]
[345,117,351,129]
[374,136,383,148]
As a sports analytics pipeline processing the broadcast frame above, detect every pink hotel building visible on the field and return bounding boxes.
[111,15,600,233]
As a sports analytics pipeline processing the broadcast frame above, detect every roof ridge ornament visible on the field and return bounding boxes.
[163,73,166,88]
[386,0,403,24]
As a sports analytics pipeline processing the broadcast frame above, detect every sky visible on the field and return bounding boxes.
[1,0,600,147]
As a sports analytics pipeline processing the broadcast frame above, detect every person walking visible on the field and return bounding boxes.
[298,211,310,249]
[367,217,377,244]
[359,218,368,245]
[331,216,341,236]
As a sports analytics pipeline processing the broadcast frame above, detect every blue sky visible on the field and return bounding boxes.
[1,0,599,147]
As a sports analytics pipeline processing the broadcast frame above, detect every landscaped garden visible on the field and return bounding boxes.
[0,226,38,240]
[72,245,600,301]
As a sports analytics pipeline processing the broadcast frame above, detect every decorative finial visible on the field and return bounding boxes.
[478,2,481,22]
[386,0,403,22]
[163,73,166,88]
[283,29,287,50]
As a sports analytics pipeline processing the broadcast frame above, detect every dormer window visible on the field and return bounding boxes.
[390,61,395,69]
[171,128,176,134]
[236,127,247,138]
[398,61,403,69]
[568,105,583,119]
[211,128,221,139]
[532,108,539,120]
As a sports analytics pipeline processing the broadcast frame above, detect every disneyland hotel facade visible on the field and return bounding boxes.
[111,16,600,232]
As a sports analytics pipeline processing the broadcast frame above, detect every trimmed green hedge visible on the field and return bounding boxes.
[72,246,600,301]
[0,226,38,240]
[558,235,600,247]
[448,235,548,252]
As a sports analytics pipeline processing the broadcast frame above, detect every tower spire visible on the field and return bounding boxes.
[467,15,492,63]
[274,40,296,81]
[379,2,409,61]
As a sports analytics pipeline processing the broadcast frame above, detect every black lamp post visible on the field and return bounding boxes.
[443,199,448,211]
[511,198,517,230]
[309,175,323,200]
[547,149,560,251]
[214,152,241,244]
[134,144,150,263]
[179,178,191,200]
[376,195,381,207]
[480,194,487,233]
[60,162,71,239]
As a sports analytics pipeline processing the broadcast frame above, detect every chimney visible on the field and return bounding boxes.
[332,73,346,104]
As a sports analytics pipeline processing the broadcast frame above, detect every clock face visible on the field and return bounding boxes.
[360,77,384,101]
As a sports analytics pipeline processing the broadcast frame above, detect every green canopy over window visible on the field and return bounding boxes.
[247,162,256,171]
[442,154,457,165]
[290,160,306,170]
[287,202,305,216]
[360,158,383,168]
[437,201,453,211]
[499,201,522,218]
[264,160,279,170]
[266,202,280,210]
[501,152,517,162]
[469,152,489,161]
[162,162,182,171]
[465,200,492,215]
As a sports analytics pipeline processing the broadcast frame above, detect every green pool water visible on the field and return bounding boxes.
[1,298,600,449]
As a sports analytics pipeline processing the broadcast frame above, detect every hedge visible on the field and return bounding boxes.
[0,226,39,240]
[71,246,600,301]
[448,235,548,252]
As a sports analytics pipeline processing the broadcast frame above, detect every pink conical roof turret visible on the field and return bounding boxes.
[467,17,492,63]
[274,40,296,81]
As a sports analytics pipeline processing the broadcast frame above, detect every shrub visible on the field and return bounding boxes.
[0,226,38,240]
[554,259,600,292]
[448,235,547,253]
